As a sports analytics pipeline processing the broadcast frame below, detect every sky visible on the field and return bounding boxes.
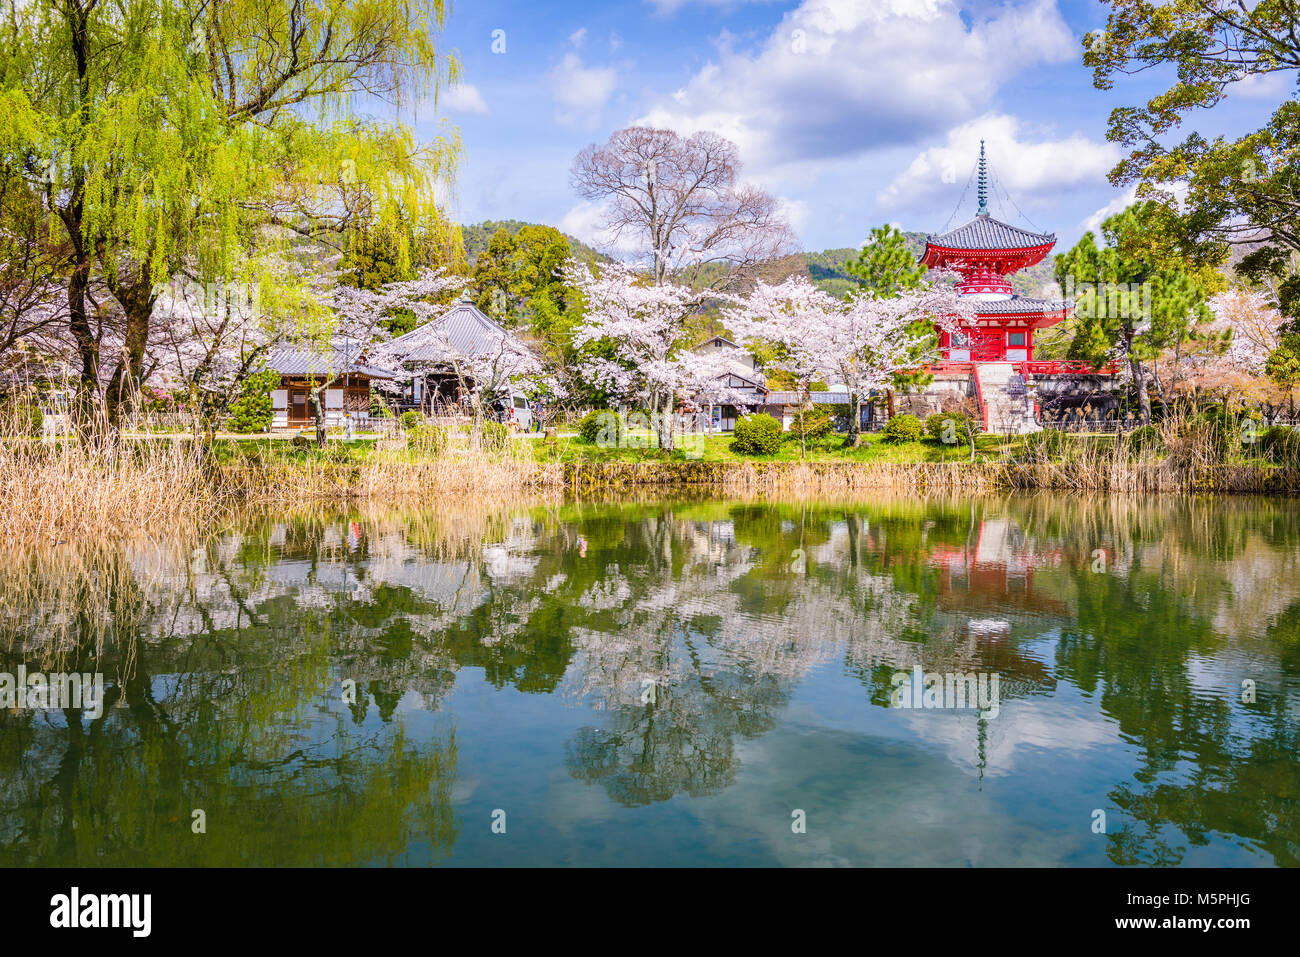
[395,0,1282,256]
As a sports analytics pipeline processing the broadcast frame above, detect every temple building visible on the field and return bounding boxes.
[902,142,1117,433]
[920,142,1068,364]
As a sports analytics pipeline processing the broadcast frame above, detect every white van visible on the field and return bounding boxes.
[505,392,533,432]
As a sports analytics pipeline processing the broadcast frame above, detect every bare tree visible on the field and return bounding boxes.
[571,127,795,288]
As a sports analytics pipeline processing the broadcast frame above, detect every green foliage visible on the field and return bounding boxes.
[0,0,462,422]
[1087,0,1300,270]
[1056,203,1217,368]
[470,224,573,329]
[224,370,279,433]
[786,407,832,442]
[881,413,923,443]
[847,225,928,296]
[578,410,625,445]
[730,414,784,455]
[475,419,510,451]
[1260,426,1300,466]
[1266,334,1300,394]
[408,422,449,455]
[399,410,422,430]
[925,411,974,444]
[1193,407,1264,458]
[1,394,43,436]
[462,220,607,268]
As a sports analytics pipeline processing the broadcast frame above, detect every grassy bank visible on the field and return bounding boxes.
[7,416,1298,544]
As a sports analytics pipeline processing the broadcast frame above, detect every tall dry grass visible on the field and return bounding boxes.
[1,422,229,544]
[3,405,563,544]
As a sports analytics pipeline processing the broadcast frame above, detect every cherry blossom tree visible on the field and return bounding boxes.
[726,275,973,446]
[148,256,464,447]
[565,259,738,451]
[1179,288,1291,414]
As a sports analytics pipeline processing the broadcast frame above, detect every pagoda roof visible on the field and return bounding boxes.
[969,296,1068,316]
[926,215,1055,253]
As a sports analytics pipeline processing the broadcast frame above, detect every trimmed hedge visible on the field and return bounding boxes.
[882,413,923,443]
[578,409,625,446]
[731,413,784,455]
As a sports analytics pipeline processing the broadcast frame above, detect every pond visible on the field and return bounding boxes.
[1,493,1297,866]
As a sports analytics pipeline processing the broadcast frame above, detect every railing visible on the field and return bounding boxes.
[1039,419,1125,433]
[924,360,1120,376]
[1016,360,1119,376]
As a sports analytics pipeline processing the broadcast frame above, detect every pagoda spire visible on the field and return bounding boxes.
[976,140,989,217]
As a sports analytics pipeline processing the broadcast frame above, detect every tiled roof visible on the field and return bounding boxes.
[384,297,522,363]
[264,345,393,379]
[927,216,1054,251]
[762,391,864,405]
[968,296,1069,316]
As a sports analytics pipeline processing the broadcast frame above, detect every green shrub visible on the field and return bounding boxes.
[399,410,422,430]
[1124,424,1164,457]
[463,419,510,451]
[1260,426,1300,466]
[731,413,783,455]
[408,422,449,455]
[224,370,278,433]
[291,432,310,449]
[882,413,923,443]
[578,409,625,446]
[1191,407,1264,458]
[786,407,833,442]
[925,411,972,444]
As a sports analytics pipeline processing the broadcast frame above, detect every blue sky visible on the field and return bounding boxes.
[401,0,1282,255]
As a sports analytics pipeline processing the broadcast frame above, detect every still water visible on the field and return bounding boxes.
[2,494,1298,866]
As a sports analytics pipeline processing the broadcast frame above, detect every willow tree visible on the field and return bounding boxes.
[0,0,461,430]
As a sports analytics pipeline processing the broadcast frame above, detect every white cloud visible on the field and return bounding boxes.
[549,54,619,129]
[1234,71,1292,100]
[569,27,588,48]
[1079,180,1189,235]
[440,83,489,115]
[877,113,1122,214]
[1080,186,1136,235]
[559,200,643,256]
[635,0,1075,168]
[777,196,811,235]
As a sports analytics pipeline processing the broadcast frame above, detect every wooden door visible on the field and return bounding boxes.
[288,389,310,427]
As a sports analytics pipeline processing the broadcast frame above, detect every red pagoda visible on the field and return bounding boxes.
[920,141,1068,364]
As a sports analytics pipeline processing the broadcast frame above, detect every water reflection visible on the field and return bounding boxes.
[2,494,1298,866]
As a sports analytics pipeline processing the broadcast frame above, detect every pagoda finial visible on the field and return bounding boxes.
[976,140,989,217]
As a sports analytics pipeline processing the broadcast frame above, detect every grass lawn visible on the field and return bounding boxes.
[547,431,1037,464]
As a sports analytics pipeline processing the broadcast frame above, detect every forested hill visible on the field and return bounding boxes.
[460,220,1060,298]
[806,232,1061,300]
[460,220,609,267]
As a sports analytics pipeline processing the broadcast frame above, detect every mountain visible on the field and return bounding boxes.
[804,231,1061,300]
[459,219,1062,298]
[459,220,610,267]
